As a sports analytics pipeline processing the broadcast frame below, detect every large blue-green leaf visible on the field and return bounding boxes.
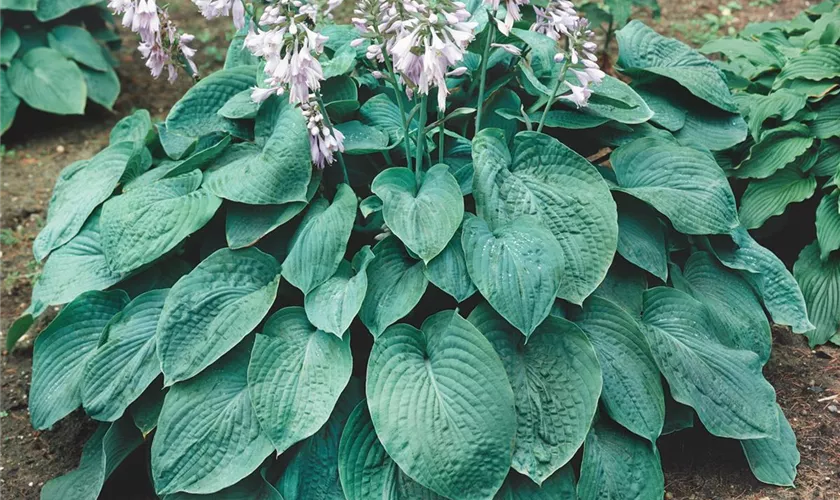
[469,303,602,484]
[793,241,840,346]
[471,130,618,303]
[163,470,283,500]
[615,196,668,281]
[7,47,85,114]
[338,402,445,500]
[82,65,120,110]
[35,0,100,21]
[366,310,516,499]
[372,165,464,263]
[30,290,129,429]
[305,247,374,337]
[641,287,779,439]
[738,168,817,229]
[816,191,840,259]
[283,184,357,294]
[672,252,772,364]
[575,296,665,442]
[741,405,800,487]
[577,422,664,500]
[0,28,21,64]
[494,469,576,499]
[41,418,143,500]
[1,69,20,133]
[616,21,737,112]
[423,226,477,302]
[34,141,135,261]
[152,340,274,495]
[110,109,154,146]
[732,123,815,180]
[47,25,110,71]
[82,289,168,421]
[359,237,428,337]
[248,307,353,454]
[611,137,739,235]
[126,135,232,191]
[157,248,281,385]
[775,45,840,86]
[101,170,221,274]
[462,214,563,337]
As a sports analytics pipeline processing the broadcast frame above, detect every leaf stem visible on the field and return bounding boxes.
[415,95,428,186]
[438,109,445,164]
[315,91,349,185]
[536,59,570,134]
[382,52,413,172]
[474,21,495,132]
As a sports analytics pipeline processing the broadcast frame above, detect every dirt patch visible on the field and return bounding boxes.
[2,1,839,499]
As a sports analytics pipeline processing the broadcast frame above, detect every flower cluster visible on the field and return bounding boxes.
[245,0,328,105]
[300,95,345,169]
[484,0,529,35]
[108,0,197,82]
[192,0,246,29]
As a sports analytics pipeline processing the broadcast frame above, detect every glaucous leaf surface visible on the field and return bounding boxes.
[775,45,840,85]
[611,137,739,235]
[493,468,576,500]
[366,310,516,499]
[615,195,668,281]
[7,47,86,114]
[576,422,665,500]
[157,248,281,385]
[33,141,135,261]
[372,164,464,263]
[423,226,477,302]
[101,170,222,274]
[471,129,618,304]
[163,470,283,500]
[82,65,120,110]
[641,287,779,439]
[793,241,840,346]
[126,135,232,190]
[248,307,353,454]
[0,28,21,64]
[110,109,154,145]
[462,214,563,337]
[575,295,665,442]
[82,289,168,421]
[1,69,20,133]
[47,25,110,71]
[359,237,428,337]
[30,290,129,429]
[741,405,800,487]
[816,191,840,259]
[35,0,100,21]
[469,303,602,484]
[152,340,274,495]
[731,123,815,179]
[41,418,142,500]
[283,184,357,294]
[738,167,817,229]
[305,247,374,337]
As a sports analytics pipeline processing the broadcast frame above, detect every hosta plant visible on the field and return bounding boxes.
[705,0,840,347]
[0,0,122,133]
[10,0,813,497]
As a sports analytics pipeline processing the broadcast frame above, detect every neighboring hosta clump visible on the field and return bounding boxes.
[1,0,121,133]
[11,2,811,498]
[706,1,840,347]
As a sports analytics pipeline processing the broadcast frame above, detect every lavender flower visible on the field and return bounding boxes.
[300,95,345,169]
[192,0,246,29]
[484,0,530,36]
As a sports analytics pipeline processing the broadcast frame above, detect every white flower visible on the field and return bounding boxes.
[484,0,530,35]
[560,82,591,108]
[179,33,199,75]
[491,42,521,56]
[192,0,246,28]
[300,96,345,169]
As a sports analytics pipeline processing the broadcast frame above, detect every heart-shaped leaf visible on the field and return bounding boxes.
[305,247,375,337]
[793,241,840,347]
[423,226,477,302]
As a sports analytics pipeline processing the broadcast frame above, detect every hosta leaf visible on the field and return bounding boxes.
[700,37,784,69]
[616,196,668,281]
[224,23,259,69]
[480,88,520,142]
[218,89,260,120]
[521,109,610,130]
[82,289,168,422]
[164,66,256,145]
[1,28,21,64]
[34,141,135,261]
[336,121,390,154]
[101,171,222,274]
[372,165,464,262]
[152,340,274,495]
[673,105,747,152]
[366,310,516,499]
[283,184,357,294]
[127,135,233,190]
[616,21,737,112]
[809,99,840,139]
[2,0,37,10]
[591,258,648,317]
[47,25,110,71]
[359,237,429,337]
[359,93,410,147]
[35,0,100,21]
[41,418,143,500]
[494,469,576,499]
[31,212,129,314]
[732,123,816,179]
[338,401,445,500]
[469,303,602,484]
[740,89,808,141]
[248,307,352,454]
[816,191,840,259]
[739,168,817,229]
[130,382,165,437]
[110,109,154,145]
[741,405,800,487]
[7,47,85,114]
[812,139,840,177]
[634,86,686,131]
[662,392,695,435]
[204,97,311,205]
[157,248,281,385]
[580,76,654,125]
[462,214,563,337]
[1,70,20,133]
[576,422,664,500]
[163,470,283,500]
[423,226,477,302]
[276,380,363,500]
[672,252,772,364]
[793,241,840,346]
[30,290,129,429]
[775,45,840,86]
[305,247,374,337]
[641,287,779,439]
[709,227,814,334]
[472,130,618,304]
[82,65,120,110]
[611,137,739,234]
[574,296,665,442]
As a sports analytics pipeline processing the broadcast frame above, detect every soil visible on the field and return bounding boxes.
[1,1,838,499]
